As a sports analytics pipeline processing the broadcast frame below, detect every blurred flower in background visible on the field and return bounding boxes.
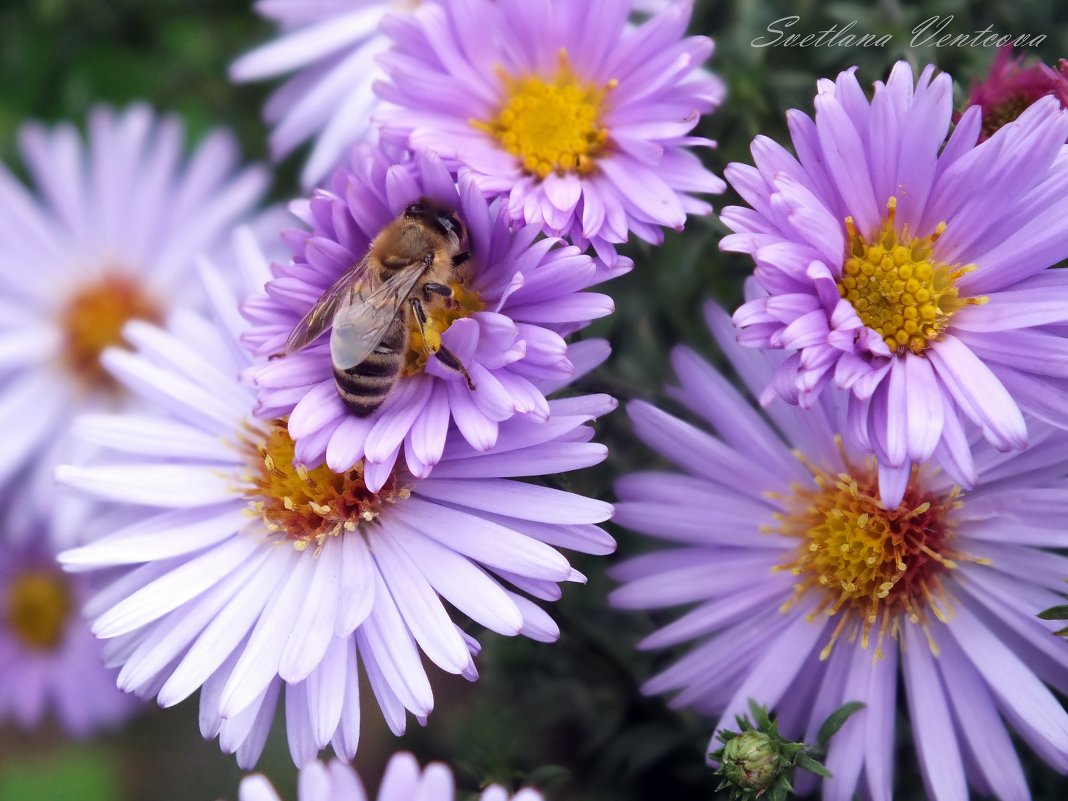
[964,46,1068,140]
[0,532,136,736]
[611,303,1068,801]
[727,62,1068,506]
[242,146,613,483]
[0,104,267,538]
[238,752,545,801]
[231,0,425,189]
[375,0,725,270]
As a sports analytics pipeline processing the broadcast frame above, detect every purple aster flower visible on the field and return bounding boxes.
[375,0,725,268]
[726,61,1068,506]
[0,104,267,510]
[56,253,615,768]
[963,46,1068,141]
[239,753,544,801]
[611,302,1068,801]
[231,0,426,189]
[0,534,136,736]
[241,145,613,490]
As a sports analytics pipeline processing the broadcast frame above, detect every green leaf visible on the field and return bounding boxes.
[795,752,833,779]
[523,764,571,794]
[748,699,773,730]
[817,701,866,750]
[1038,604,1068,621]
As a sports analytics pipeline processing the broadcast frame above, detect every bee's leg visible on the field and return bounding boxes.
[451,252,470,268]
[409,298,476,391]
[423,282,453,300]
[435,345,477,391]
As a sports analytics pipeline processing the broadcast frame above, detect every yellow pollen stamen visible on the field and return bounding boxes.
[472,50,613,180]
[838,198,985,355]
[404,278,483,376]
[59,274,162,391]
[775,457,982,660]
[241,421,406,549]
[6,570,71,651]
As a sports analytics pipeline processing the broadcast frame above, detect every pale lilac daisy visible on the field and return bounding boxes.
[241,145,613,489]
[56,258,615,768]
[0,105,267,504]
[726,61,1068,506]
[611,302,1068,801]
[231,0,426,189]
[375,0,725,268]
[0,534,136,736]
[239,753,544,801]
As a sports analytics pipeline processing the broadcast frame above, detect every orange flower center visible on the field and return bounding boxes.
[242,421,406,550]
[6,570,71,651]
[58,275,162,390]
[772,449,983,660]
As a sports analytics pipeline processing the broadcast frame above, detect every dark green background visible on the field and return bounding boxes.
[1,1,1067,799]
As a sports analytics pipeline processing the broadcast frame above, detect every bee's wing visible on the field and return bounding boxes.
[283,257,372,355]
[329,262,426,370]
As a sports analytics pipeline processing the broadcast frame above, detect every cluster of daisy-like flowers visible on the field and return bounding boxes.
[8,0,1068,800]
[611,55,1068,801]
[1,1,726,799]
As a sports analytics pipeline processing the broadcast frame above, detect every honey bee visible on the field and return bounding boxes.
[284,200,477,416]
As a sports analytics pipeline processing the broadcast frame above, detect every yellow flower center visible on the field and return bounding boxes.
[473,51,615,179]
[837,198,984,355]
[772,447,982,660]
[59,275,162,390]
[6,570,71,651]
[404,279,484,376]
[242,421,407,550]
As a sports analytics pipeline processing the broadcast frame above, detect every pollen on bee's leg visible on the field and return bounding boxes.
[403,280,483,376]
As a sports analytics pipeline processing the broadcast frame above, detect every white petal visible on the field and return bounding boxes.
[60,504,246,570]
[220,547,314,718]
[157,546,290,707]
[279,537,343,683]
[92,535,260,638]
[56,463,234,508]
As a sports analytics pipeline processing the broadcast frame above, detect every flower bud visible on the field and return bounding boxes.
[720,730,783,794]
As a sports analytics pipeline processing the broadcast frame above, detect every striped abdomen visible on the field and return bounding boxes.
[333,317,407,417]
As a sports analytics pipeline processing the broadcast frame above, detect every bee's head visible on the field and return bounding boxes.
[404,200,466,249]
